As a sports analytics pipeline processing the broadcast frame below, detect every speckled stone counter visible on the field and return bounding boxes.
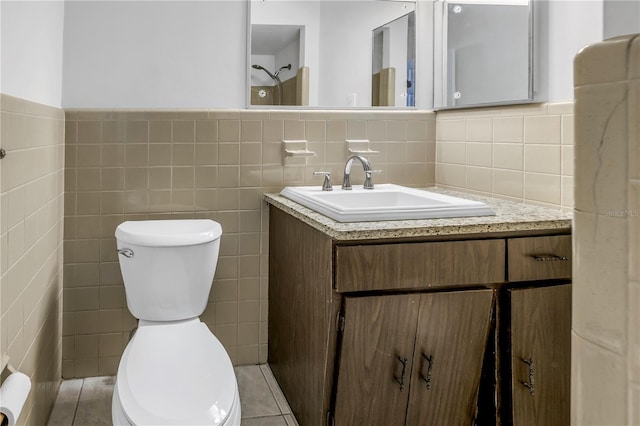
[264,188,572,241]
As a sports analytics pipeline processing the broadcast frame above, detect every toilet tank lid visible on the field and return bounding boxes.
[116,219,222,247]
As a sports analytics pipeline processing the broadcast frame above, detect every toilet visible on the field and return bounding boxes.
[111,219,241,425]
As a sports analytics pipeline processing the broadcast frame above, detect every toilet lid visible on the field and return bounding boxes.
[116,320,237,425]
[116,219,222,247]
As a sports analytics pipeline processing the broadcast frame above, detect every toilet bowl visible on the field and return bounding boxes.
[112,219,241,425]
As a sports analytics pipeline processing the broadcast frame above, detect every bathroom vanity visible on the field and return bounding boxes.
[264,189,572,426]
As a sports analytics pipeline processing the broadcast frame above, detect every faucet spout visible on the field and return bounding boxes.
[342,155,372,190]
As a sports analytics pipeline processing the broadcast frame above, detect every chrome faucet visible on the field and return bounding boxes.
[342,155,379,190]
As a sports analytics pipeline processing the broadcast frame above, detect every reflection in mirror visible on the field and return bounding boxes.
[372,12,415,107]
[251,25,307,106]
[434,0,533,109]
[249,0,416,108]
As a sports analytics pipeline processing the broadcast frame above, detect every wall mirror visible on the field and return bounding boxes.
[248,0,416,108]
[433,0,533,109]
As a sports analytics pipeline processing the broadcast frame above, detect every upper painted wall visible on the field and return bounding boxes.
[62,1,246,108]
[536,0,603,102]
[603,0,640,39]
[1,1,65,108]
[60,0,609,109]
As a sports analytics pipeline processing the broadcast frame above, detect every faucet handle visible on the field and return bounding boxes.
[313,171,333,191]
[363,169,382,189]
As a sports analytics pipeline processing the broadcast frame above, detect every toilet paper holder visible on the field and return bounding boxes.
[1,355,16,374]
[1,355,15,425]
[1,355,30,426]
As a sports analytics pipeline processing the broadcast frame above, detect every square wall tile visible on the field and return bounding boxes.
[465,142,492,167]
[173,121,196,142]
[493,169,523,199]
[573,211,628,354]
[62,108,440,375]
[465,118,492,142]
[493,117,523,143]
[524,145,561,174]
[574,83,628,214]
[524,172,561,205]
[466,166,492,193]
[436,119,465,142]
[493,143,523,171]
[524,115,561,144]
[571,333,627,426]
[436,102,570,209]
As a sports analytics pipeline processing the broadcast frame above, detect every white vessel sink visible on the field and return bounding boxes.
[280,184,495,222]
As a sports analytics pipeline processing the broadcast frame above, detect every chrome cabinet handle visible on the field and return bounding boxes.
[117,248,134,258]
[531,254,568,262]
[420,353,433,390]
[394,356,408,391]
[521,357,535,396]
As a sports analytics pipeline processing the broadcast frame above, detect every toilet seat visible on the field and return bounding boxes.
[115,319,238,425]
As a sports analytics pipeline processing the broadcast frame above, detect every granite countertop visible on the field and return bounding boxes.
[263,188,572,241]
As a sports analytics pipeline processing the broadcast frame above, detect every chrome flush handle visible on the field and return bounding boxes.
[117,248,134,258]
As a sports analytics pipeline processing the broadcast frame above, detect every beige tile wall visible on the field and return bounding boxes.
[435,102,574,211]
[62,109,436,378]
[0,94,66,425]
[572,34,640,425]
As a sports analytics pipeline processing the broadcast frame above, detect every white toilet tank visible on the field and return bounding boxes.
[115,219,222,321]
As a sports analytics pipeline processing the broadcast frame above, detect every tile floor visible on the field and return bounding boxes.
[47,365,298,426]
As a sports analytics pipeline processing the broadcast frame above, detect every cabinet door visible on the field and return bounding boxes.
[334,294,420,426]
[406,290,494,426]
[510,284,571,426]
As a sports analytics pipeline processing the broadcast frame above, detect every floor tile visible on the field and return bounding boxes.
[47,379,83,426]
[241,415,288,425]
[47,365,297,425]
[235,365,281,418]
[73,376,115,426]
[260,365,291,415]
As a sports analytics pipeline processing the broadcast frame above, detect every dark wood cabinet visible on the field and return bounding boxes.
[406,291,494,426]
[507,284,572,426]
[267,206,572,426]
[334,291,494,426]
[335,239,505,292]
[334,294,419,426]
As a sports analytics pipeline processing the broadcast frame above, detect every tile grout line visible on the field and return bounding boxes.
[258,364,291,416]
[258,365,278,406]
[71,379,84,426]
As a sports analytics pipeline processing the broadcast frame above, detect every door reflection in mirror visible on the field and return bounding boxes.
[372,12,415,107]
[250,25,308,106]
